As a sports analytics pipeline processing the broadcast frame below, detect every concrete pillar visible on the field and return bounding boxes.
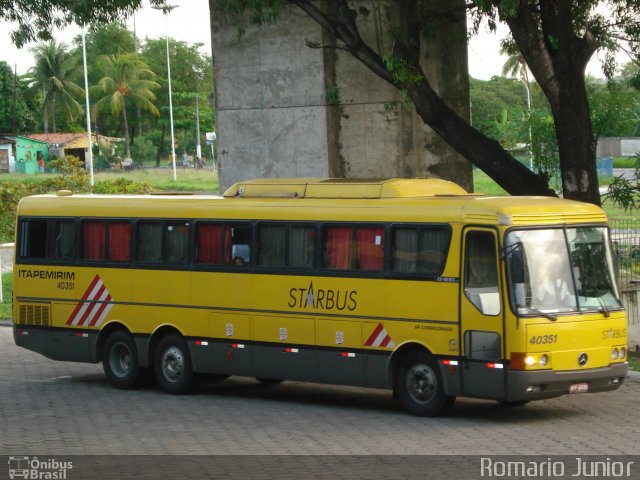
[210,0,472,193]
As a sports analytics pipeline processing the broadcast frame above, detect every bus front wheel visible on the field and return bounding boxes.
[102,330,141,389]
[155,334,195,394]
[396,350,454,417]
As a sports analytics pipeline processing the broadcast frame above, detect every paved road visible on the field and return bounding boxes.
[1,327,639,458]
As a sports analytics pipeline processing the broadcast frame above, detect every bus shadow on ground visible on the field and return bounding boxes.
[63,372,581,422]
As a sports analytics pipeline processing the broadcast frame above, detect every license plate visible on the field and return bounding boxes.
[569,382,589,394]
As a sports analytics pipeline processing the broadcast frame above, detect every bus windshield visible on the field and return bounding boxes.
[505,227,621,316]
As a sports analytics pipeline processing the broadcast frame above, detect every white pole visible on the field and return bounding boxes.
[154,5,179,180]
[81,27,94,189]
[166,17,177,181]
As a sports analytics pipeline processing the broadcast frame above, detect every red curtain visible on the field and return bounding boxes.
[82,222,105,260]
[325,227,352,269]
[356,227,384,271]
[107,222,132,262]
[196,223,223,264]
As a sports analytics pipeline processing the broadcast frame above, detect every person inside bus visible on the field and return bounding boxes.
[232,256,245,266]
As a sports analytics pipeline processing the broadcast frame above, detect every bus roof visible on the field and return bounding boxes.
[17,178,608,226]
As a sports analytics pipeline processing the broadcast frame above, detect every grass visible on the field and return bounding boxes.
[95,167,219,193]
[0,273,12,321]
[613,157,639,169]
[0,168,220,194]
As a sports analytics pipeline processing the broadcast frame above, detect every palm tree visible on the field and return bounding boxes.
[30,41,84,133]
[91,53,160,161]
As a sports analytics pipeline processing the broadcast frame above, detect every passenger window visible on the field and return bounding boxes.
[18,219,47,259]
[391,226,450,275]
[107,222,132,262]
[137,222,163,263]
[464,231,500,316]
[52,220,76,260]
[82,221,106,260]
[195,223,224,265]
[257,224,285,267]
[288,225,315,269]
[323,225,384,271]
[165,222,189,264]
[228,224,251,266]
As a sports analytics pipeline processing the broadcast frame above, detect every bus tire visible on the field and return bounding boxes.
[102,330,141,389]
[155,334,195,394]
[256,378,283,385]
[396,350,454,417]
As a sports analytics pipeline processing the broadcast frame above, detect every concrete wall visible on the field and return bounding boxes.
[597,137,640,158]
[211,0,471,193]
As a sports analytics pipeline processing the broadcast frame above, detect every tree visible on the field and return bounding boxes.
[29,41,84,133]
[141,38,215,166]
[1,1,163,48]
[0,61,39,133]
[473,1,640,205]
[90,53,160,160]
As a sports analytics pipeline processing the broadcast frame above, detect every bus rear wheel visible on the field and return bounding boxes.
[155,334,195,394]
[396,350,455,417]
[102,330,141,389]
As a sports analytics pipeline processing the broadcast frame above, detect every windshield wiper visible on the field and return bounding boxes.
[517,305,557,321]
[597,297,611,318]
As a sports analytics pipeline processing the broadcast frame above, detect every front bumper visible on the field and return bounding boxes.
[505,363,628,402]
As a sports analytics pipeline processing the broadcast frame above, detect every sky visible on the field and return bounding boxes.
[0,0,610,80]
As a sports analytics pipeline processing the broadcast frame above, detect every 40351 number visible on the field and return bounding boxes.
[529,334,558,345]
[56,281,75,290]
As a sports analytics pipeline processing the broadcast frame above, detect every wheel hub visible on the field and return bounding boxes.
[161,346,184,382]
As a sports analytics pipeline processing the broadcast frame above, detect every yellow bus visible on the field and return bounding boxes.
[12,178,628,416]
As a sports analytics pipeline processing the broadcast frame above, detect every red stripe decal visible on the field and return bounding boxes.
[66,275,101,325]
[88,294,112,327]
[364,323,384,346]
[76,284,106,326]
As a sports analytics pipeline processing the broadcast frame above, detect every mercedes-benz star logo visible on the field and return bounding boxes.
[578,352,589,366]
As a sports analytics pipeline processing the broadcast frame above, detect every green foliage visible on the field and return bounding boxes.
[92,176,153,193]
[588,78,640,138]
[0,273,12,321]
[383,55,423,85]
[325,86,341,104]
[130,134,157,165]
[0,61,39,133]
[216,0,286,29]
[29,41,85,132]
[603,159,640,211]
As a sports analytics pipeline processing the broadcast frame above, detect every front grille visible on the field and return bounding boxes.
[16,303,51,327]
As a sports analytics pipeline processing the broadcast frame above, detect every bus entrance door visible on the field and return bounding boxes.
[460,228,505,399]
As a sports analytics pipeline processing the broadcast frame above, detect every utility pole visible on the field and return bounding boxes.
[12,64,17,133]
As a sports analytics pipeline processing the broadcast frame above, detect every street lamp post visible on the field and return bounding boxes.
[81,26,94,189]
[153,4,179,181]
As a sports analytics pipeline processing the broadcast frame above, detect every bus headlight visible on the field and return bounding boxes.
[611,348,619,361]
[525,355,536,367]
[619,347,626,360]
[539,354,549,367]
